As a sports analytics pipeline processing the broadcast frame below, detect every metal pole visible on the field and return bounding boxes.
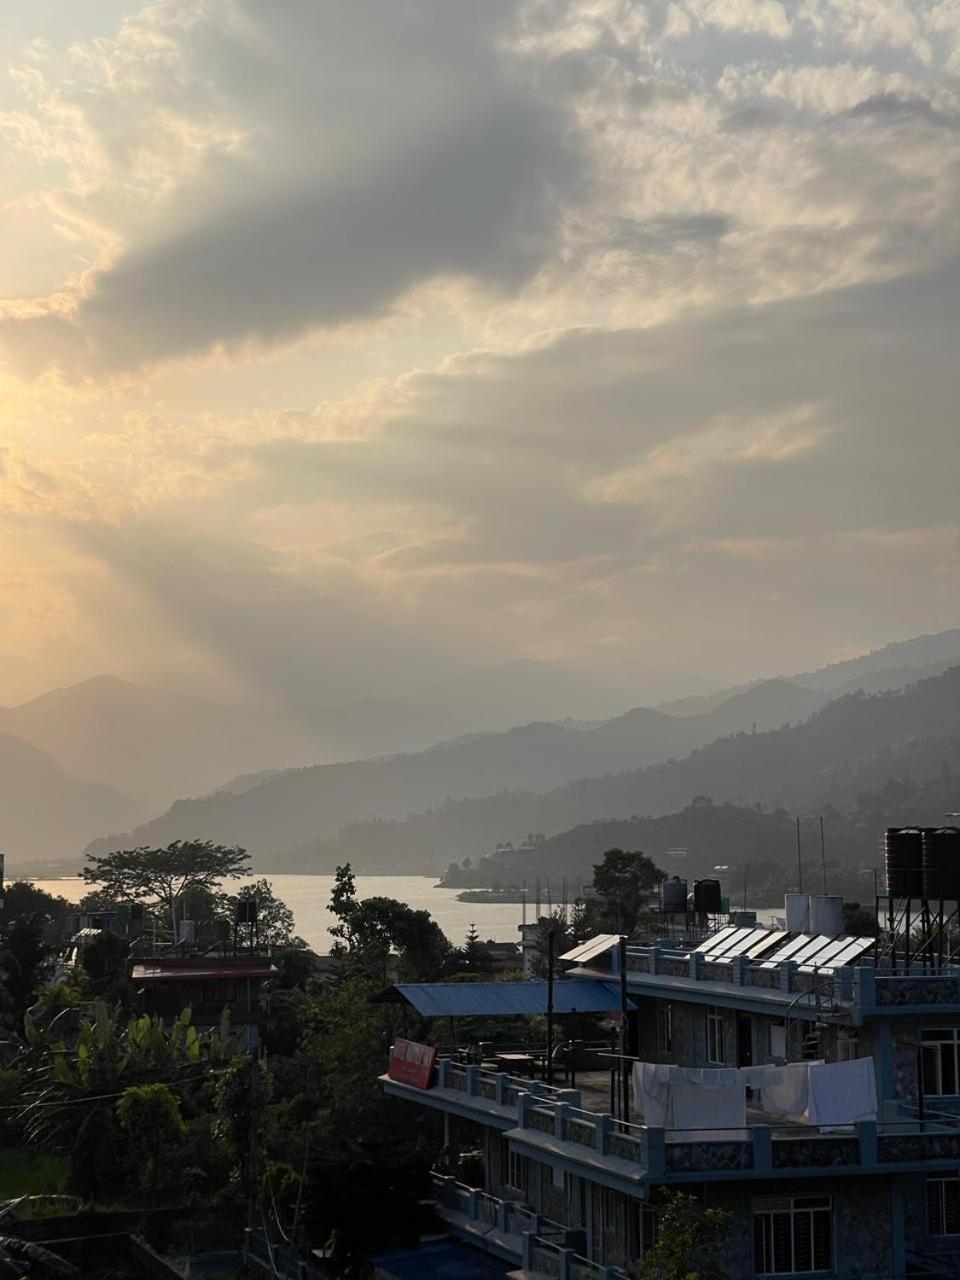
[546,929,555,1086]
[796,818,803,893]
[570,1009,577,1089]
[742,864,749,911]
[819,817,828,895]
[618,938,630,1123]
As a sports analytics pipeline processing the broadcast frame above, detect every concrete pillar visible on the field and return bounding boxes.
[780,961,796,992]
[438,1058,450,1089]
[517,1090,533,1129]
[857,1119,878,1167]
[752,1125,772,1173]
[558,1247,575,1279]
[465,1064,480,1096]
[554,1102,570,1140]
[595,1112,612,1155]
[890,1180,906,1280]
[690,952,704,979]
[732,956,747,985]
[495,1071,509,1105]
[643,1127,666,1176]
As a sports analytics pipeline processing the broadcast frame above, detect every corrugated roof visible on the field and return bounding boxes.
[132,963,278,981]
[377,979,633,1016]
[559,933,623,963]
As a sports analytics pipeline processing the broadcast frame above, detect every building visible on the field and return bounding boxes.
[131,951,279,1051]
[382,888,960,1279]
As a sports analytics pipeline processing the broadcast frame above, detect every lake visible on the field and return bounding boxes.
[28,874,527,953]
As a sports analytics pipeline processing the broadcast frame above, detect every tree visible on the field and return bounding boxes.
[221,879,304,947]
[329,864,450,982]
[77,930,131,1004]
[0,881,70,926]
[81,840,251,937]
[592,848,664,933]
[634,1191,731,1280]
[459,923,493,975]
[116,1083,186,1195]
[0,917,49,1031]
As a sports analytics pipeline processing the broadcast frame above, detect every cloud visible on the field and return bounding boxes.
[1,0,580,373]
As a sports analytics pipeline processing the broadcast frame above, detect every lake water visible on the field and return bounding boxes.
[29,874,527,953]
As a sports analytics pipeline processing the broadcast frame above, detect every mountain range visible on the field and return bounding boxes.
[2,628,959,872]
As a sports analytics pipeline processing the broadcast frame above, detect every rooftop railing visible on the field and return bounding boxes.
[410,1059,960,1179]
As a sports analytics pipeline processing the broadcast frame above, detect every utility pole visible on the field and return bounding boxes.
[618,937,630,1122]
[796,818,803,893]
[545,929,555,1086]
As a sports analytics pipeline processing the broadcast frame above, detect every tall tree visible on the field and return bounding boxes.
[592,848,664,933]
[81,840,250,937]
[221,879,304,947]
[328,864,449,982]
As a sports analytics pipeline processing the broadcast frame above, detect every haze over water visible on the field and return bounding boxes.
[31,875,526,954]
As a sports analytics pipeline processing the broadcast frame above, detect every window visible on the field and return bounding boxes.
[603,1188,618,1232]
[657,1003,673,1054]
[707,1007,725,1065]
[564,1172,586,1226]
[922,1029,960,1096]
[769,1022,786,1060]
[628,1204,658,1260]
[753,1197,832,1275]
[837,1029,860,1062]
[508,1151,529,1192]
[928,1175,960,1236]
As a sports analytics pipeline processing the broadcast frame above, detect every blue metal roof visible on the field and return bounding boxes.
[383,979,631,1016]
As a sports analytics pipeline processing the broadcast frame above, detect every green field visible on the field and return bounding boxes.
[0,1150,70,1200]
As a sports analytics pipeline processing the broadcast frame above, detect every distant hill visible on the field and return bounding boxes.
[0,727,140,864]
[268,666,960,873]
[84,674,836,862]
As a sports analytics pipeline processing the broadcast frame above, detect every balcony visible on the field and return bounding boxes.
[431,1174,627,1280]
[383,1059,960,1185]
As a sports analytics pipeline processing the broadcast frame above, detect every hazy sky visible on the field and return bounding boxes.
[1,0,959,708]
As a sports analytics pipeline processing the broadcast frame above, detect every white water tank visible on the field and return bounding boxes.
[809,895,844,936]
[785,893,810,932]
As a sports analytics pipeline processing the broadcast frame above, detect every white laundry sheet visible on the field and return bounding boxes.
[754,1057,876,1125]
[632,1062,746,1129]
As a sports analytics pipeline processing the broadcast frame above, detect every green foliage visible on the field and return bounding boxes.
[19,1000,235,1199]
[214,1055,272,1189]
[222,878,304,947]
[1,882,71,925]
[116,1083,186,1198]
[633,1192,731,1280]
[592,847,664,933]
[0,1150,70,1200]
[81,840,251,934]
[77,930,131,1004]
[329,863,450,981]
[0,916,50,1031]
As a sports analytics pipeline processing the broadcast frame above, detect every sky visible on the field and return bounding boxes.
[1,0,959,711]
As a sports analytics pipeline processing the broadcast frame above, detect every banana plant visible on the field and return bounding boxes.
[0,1196,82,1276]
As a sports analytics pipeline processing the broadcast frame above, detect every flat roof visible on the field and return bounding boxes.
[374,979,633,1016]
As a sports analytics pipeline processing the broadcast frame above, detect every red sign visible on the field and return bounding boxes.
[389,1038,437,1089]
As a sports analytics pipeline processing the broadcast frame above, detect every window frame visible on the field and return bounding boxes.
[753,1195,833,1276]
[927,1174,960,1236]
[657,1002,673,1054]
[508,1150,529,1193]
[706,1006,725,1065]
[922,1028,960,1097]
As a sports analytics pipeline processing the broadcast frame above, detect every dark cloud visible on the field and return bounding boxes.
[4,0,581,372]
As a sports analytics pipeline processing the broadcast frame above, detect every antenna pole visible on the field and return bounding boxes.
[796,818,803,894]
[819,816,828,895]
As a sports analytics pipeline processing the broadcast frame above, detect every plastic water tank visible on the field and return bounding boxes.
[884,827,924,898]
[923,827,960,901]
[808,895,844,936]
[785,893,810,932]
[693,878,723,914]
[661,877,688,912]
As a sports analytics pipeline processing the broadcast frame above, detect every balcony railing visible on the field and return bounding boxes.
[392,1059,960,1180]
[431,1174,627,1280]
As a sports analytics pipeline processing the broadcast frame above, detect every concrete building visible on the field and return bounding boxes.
[383,902,960,1278]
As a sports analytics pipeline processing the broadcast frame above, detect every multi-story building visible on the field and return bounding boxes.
[383,897,960,1279]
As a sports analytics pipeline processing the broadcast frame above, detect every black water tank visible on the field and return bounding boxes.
[693,878,723,914]
[923,827,960,901]
[234,898,258,925]
[884,827,924,898]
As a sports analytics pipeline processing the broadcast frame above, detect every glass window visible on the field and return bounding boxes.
[837,1029,860,1062]
[707,1007,724,1065]
[508,1151,528,1191]
[922,1029,960,1096]
[769,1023,786,1060]
[928,1175,960,1236]
[657,1003,673,1054]
[753,1196,832,1275]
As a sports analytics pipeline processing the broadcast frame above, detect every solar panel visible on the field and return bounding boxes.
[693,926,738,954]
[796,937,854,971]
[704,927,754,958]
[708,927,770,960]
[789,935,837,965]
[826,936,875,967]
[746,930,788,959]
[559,933,622,963]
[760,934,815,968]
